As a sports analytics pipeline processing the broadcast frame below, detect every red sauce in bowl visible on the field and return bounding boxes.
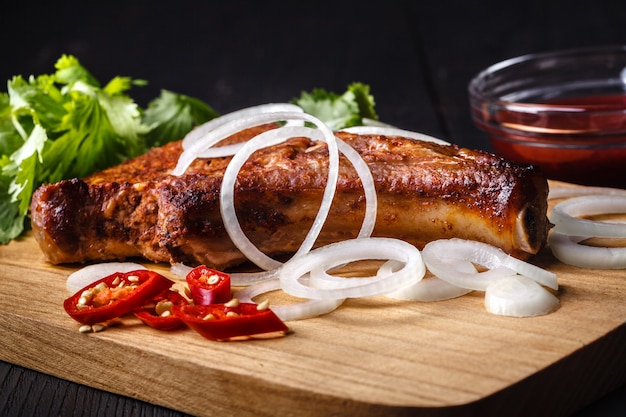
[469,47,626,189]
[475,94,626,188]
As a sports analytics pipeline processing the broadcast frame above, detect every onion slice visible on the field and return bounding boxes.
[421,238,558,291]
[499,254,558,290]
[484,275,559,317]
[383,260,473,301]
[361,118,395,127]
[230,269,280,287]
[548,185,626,200]
[278,237,425,300]
[173,110,315,176]
[233,279,344,321]
[550,195,626,238]
[221,136,378,279]
[195,142,246,159]
[66,262,147,293]
[421,240,516,291]
[549,232,626,269]
[335,138,377,239]
[340,125,450,145]
[386,276,473,302]
[181,103,304,150]
[170,263,193,280]
[308,263,389,290]
[218,115,339,271]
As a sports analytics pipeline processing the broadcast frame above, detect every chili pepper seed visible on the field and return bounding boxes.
[78,325,92,333]
[78,323,106,333]
[155,300,174,316]
[92,323,106,332]
[225,298,240,308]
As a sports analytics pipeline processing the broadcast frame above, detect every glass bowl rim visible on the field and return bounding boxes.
[468,44,626,104]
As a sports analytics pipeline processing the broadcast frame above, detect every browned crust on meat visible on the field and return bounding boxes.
[29,127,550,268]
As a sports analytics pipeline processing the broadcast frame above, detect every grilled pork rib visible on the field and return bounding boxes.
[30,127,550,269]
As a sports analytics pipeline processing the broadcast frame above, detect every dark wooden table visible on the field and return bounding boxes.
[2,0,625,416]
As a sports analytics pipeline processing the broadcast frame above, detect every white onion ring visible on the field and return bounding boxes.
[66,262,147,293]
[233,279,344,321]
[361,118,395,127]
[173,109,308,176]
[307,263,390,290]
[335,138,377,239]
[230,269,280,287]
[548,185,626,200]
[484,275,559,317]
[499,254,558,290]
[181,103,304,151]
[382,260,473,301]
[422,239,558,291]
[421,240,516,291]
[549,232,626,269]
[195,142,245,159]
[386,277,473,302]
[340,125,450,145]
[214,136,377,265]
[219,115,339,271]
[278,238,425,300]
[550,195,626,238]
[170,263,193,280]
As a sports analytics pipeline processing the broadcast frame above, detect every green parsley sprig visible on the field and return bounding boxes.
[291,82,378,131]
[0,55,217,244]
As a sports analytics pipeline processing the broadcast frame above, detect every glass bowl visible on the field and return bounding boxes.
[469,46,626,188]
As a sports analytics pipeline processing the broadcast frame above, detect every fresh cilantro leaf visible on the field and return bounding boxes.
[7,75,67,134]
[346,82,378,121]
[51,84,147,179]
[291,82,378,130]
[143,89,219,147]
[0,173,23,244]
[0,124,46,244]
[0,93,24,156]
[10,140,42,216]
[54,54,100,87]
[103,76,147,96]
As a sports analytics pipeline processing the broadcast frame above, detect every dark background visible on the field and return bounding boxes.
[4,0,626,153]
[2,1,626,416]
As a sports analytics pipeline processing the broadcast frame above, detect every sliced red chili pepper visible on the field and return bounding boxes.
[186,265,231,305]
[172,301,289,341]
[64,270,174,325]
[134,289,189,331]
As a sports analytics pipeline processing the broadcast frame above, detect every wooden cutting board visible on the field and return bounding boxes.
[1,184,625,417]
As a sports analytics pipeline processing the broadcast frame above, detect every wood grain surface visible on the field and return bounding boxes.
[2,2,626,415]
[1,182,625,417]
